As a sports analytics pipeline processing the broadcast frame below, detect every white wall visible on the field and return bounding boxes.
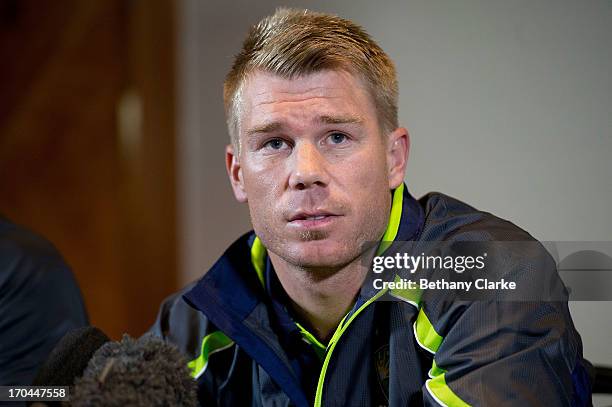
[177,0,612,386]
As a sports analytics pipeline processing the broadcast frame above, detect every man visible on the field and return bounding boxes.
[150,8,591,406]
[0,216,89,385]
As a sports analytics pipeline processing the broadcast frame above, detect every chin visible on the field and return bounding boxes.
[286,240,358,270]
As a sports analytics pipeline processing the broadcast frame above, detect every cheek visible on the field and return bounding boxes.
[241,165,283,228]
[245,192,277,247]
[241,157,282,196]
[347,148,389,189]
[250,179,284,211]
[345,150,392,226]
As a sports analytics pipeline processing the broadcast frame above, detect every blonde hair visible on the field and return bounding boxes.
[223,8,399,149]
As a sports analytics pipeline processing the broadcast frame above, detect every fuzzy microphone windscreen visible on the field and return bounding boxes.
[32,326,110,387]
[70,334,198,407]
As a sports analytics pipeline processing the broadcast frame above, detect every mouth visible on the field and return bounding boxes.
[286,211,341,229]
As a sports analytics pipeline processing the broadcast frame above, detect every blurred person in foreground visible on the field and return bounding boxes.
[0,216,88,385]
[150,8,591,406]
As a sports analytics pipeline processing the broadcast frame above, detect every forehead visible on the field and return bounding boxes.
[239,70,378,127]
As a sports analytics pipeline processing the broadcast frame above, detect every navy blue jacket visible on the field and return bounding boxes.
[150,186,591,406]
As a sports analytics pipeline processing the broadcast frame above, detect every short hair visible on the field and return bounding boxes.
[224,8,399,150]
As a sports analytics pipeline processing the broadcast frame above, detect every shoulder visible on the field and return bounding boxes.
[417,191,535,242]
[148,231,258,362]
[0,216,69,275]
[412,192,576,342]
[0,217,88,385]
[413,191,569,326]
[0,216,85,304]
[415,192,555,283]
[148,282,215,361]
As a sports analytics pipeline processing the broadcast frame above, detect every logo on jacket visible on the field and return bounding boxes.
[374,344,390,403]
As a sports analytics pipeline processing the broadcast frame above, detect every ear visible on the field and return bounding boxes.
[225,144,248,203]
[386,127,410,190]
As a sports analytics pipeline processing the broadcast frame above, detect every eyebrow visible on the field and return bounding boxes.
[246,122,283,136]
[317,114,363,125]
[246,114,363,136]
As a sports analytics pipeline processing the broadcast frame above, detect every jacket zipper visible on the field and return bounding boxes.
[313,288,388,407]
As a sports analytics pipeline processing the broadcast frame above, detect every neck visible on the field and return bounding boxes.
[268,246,376,343]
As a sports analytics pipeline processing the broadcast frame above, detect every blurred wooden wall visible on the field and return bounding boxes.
[0,0,178,339]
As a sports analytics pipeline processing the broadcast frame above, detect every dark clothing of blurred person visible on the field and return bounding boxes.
[0,216,88,385]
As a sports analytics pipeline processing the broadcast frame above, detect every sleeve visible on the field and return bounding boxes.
[419,300,589,407]
[413,240,592,407]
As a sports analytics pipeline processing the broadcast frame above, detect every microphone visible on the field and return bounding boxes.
[32,326,110,387]
[70,334,197,406]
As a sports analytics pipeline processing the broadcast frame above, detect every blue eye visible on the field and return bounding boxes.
[264,139,286,150]
[329,133,347,144]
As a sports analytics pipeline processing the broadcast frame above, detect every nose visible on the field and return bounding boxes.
[288,142,328,190]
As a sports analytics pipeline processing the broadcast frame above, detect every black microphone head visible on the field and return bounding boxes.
[71,334,197,407]
[32,326,110,386]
